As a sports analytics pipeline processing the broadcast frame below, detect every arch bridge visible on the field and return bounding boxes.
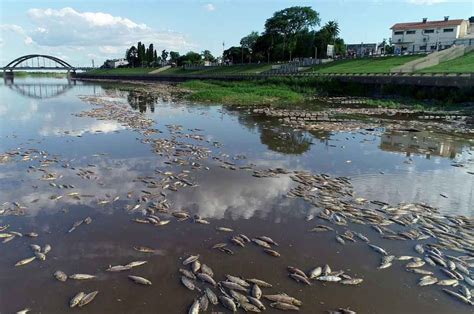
[2,54,92,78]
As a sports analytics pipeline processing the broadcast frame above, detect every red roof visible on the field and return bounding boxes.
[391,19,464,30]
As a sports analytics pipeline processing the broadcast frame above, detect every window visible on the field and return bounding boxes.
[419,45,427,50]
[406,30,416,34]
[430,45,437,50]
[424,29,434,34]
[443,28,454,33]
[394,31,404,35]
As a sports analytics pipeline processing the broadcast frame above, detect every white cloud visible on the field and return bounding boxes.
[204,3,216,11]
[26,7,192,51]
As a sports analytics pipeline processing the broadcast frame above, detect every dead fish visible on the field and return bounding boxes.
[188,299,200,314]
[263,249,281,257]
[125,261,147,268]
[83,217,92,224]
[252,238,271,249]
[35,252,46,261]
[128,275,152,285]
[442,289,473,305]
[257,236,279,246]
[68,220,83,233]
[197,273,216,286]
[134,246,157,253]
[340,278,363,285]
[368,244,388,255]
[249,296,266,310]
[252,284,262,299]
[418,276,438,286]
[288,266,308,279]
[323,264,331,275]
[219,295,237,312]
[317,275,341,282]
[30,244,41,252]
[15,256,36,267]
[183,255,200,265]
[180,268,197,279]
[200,264,214,277]
[181,276,197,291]
[270,302,300,311]
[15,308,31,314]
[264,294,302,306]
[336,236,346,245]
[247,278,272,288]
[205,287,218,305]
[218,247,234,255]
[69,274,95,280]
[107,265,131,272]
[226,274,250,287]
[78,290,99,307]
[43,244,51,254]
[406,260,425,268]
[212,243,227,249]
[230,236,245,247]
[216,227,234,232]
[308,267,322,279]
[240,301,262,312]
[229,289,249,303]
[220,280,247,292]
[290,273,311,285]
[199,294,209,311]
[54,270,68,282]
[70,292,85,308]
[191,260,201,273]
[437,279,459,286]
[414,244,424,254]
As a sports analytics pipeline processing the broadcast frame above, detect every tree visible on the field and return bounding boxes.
[322,21,340,45]
[126,46,138,67]
[161,50,169,64]
[223,46,250,64]
[264,6,320,60]
[137,42,146,67]
[177,51,202,66]
[145,43,154,66]
[201,50,216,62]
[240,31,259,63]
[169,51,180,64]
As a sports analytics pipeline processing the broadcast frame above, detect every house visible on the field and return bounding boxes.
[390,17,471,54]
[106,58,129,68]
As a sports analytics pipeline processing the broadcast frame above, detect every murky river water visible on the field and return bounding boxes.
[0,77,473,314]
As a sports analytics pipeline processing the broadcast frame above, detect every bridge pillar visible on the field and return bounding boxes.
[67,70,76,79]
[3,71,14,84]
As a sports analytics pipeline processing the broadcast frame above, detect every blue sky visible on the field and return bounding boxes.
[0,0,473,66]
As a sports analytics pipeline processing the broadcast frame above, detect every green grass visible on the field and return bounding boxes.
[85,67,161,75]
[419,51,474,73]
[158,64,274,76]
[181,80,305,105]
[307,55,423,74]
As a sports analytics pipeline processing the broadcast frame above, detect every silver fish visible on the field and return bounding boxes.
[54,270,68,282]
[128,275,152,285]
[188,299,200,314]
[78,290,99,307]
[70,292,85,308]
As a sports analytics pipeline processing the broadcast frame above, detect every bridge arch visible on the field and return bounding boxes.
[3,54,75,71]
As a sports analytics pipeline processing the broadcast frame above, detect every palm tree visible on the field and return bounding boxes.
[323,21,340,44]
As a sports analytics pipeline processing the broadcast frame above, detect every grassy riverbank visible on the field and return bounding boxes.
[306,55,423,73]
[181,80,306,105]
[419,51,474,73]
[181,77,473,109]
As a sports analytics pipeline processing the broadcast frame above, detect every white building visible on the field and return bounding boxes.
[390,17,471,54]
[106,58,129,68]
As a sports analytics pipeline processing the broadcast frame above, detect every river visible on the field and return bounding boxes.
[0,77,473,313]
